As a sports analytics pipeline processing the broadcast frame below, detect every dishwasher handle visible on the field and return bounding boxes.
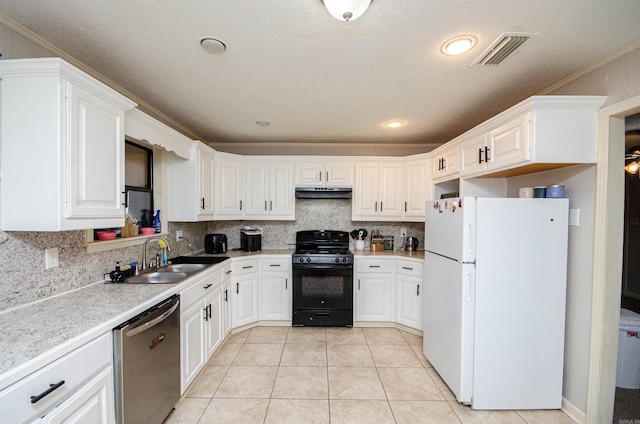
[125,299,180,338]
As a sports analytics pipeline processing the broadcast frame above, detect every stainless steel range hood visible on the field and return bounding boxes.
[295,187,352,199]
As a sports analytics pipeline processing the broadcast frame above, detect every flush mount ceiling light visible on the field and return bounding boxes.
[440,35,477,56]
[199,37,227,54]
[384,120,405,128]
[322,0,372,22]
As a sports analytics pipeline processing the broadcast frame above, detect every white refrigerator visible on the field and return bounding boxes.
[422,197,569,410]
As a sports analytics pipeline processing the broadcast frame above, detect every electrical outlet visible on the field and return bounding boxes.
[45,247,59,269]
[176,230,183,241]
[400,228,407,237]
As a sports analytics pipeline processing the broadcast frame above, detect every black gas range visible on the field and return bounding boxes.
[292,230,354,327]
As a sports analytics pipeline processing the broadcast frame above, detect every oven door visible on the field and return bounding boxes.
[292,264,353,310]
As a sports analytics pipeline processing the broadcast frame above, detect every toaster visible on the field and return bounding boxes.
[240,228,262,252]
[204,233,227,254]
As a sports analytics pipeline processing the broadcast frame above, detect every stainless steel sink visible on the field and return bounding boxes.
[125,272,189,284]
[157,263,208,273]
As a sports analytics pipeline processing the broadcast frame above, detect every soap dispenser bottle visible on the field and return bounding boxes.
[110,261,125,283]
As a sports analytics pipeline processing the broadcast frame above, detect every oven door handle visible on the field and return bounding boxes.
[292,265,353,270]
[125,300,180,337]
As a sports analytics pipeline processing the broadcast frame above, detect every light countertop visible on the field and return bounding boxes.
[0,248,422,389]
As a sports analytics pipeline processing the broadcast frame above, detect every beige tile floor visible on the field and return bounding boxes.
[164,326,577,424]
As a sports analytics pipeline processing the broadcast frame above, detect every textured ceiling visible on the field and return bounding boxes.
[1,1,639,154]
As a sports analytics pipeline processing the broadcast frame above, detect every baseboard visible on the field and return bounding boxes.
[562,396,586,424]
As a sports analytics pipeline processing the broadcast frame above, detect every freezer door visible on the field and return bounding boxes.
[422,252,475,403]
[425,197,476,263]
[472,198,568,409]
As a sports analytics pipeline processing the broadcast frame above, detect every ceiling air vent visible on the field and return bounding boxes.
[473,33,533,66]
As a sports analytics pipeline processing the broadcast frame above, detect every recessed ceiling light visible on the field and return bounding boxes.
[384,120,405,128]
[199,37,227,55]
[256,121,270,127]
[441,35,477,56]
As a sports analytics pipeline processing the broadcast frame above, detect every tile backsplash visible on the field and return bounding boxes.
[0,199,423,311]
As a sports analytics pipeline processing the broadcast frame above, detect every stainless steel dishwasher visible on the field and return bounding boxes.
[113,294,180,424]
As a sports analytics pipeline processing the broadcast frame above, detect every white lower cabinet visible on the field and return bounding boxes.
[395,260,424,330]
[355,259,394,322]
[260,257,291,321]
[221,263,233,338]
[43,368,114,424]
[180,269,224,392]
[231,259,260,328]
[0,333,114,424]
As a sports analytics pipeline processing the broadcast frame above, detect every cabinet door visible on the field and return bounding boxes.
[260,272,291,320]
[268,162,295,218]
[404,159,431,219]
[198,147,216,219]
[325,161,354,187]
[244,162,270,217]
[67,83,125,220]
[222,278,232,337]
[355,274,393,321]
[44,368,115,424]
[205,287,223,358]
[232,273,259,328]
[378,162,404,217]
[442,147,460,178]
[395,275,422,330]
[294,162,323,186]
[181,302,206,391]
[215,156,244,218]
[353,162,379,217]
[488,114,530,170]
[459,134,488,177]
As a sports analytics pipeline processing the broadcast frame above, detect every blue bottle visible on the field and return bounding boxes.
[153,210,161,233]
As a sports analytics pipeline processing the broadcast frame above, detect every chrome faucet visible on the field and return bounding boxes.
[141,236,171,271]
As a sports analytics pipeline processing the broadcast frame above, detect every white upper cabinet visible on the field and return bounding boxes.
[457,96,606,178]
[430,145,459,181]
[244,160,295,220]
[294,160,354,187]
[167,141,216,221]
[353,161,404,220]
[214,152,244,219]
[0,58,136,231]
[404,156,431,221]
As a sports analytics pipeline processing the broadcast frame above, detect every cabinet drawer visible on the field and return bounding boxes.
[222,262,233,280]
[396,260,423,277]
[0,333,112,424]
[181,270,221,309]
[261,257,290,272]
[232,258,259,275]
[356,259,394,273]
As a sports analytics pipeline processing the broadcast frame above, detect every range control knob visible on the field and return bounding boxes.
[335,258,340,263]
[342,257,348,263]
[306,257,312,263]
[299,258,304,263]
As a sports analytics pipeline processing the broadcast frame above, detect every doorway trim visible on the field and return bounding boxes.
[587,94,640,423]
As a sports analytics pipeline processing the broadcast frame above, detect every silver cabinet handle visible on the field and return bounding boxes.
[375,201,378,212]
[358,279,361,290]
[285,279,288,290]
[265,200,268,211]
[239,200,243,210]
[270,200,273,211]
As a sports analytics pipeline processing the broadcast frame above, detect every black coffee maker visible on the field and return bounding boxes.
[204,234,227,254]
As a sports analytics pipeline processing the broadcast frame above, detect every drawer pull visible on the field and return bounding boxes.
[402,266,414,271]
[242,265,253,269]
[204,283,213,289]
[417,284,420,296]
[226,270,232,275]
[31,380,65,404]
[224,289,228,302]
[369,265,380,268]
[269,264,281,267]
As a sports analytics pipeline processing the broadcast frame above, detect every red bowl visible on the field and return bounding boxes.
[140,227,156,235]
[96,231,117,241]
